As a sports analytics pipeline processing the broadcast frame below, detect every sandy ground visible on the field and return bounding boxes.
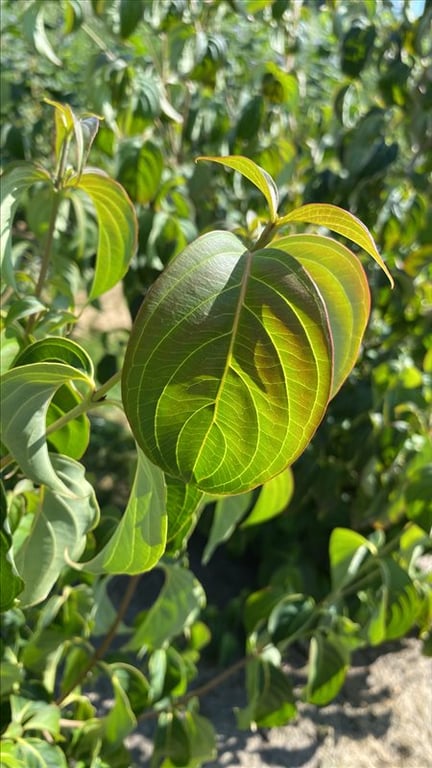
[123,637,432,768]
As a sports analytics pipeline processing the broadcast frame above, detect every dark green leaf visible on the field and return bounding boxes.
[237,657,296,729]
[0,480,24,611]
[305,632,349,705]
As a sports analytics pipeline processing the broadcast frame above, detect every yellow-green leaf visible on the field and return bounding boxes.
[278,203,394,287]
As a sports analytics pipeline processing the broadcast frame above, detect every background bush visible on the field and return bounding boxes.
[1,1,431,766]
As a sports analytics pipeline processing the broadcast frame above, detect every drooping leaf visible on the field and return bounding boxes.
[379,557,421,641]
[0,362,94,495]
[165,475,204,551]
[22,1,61,66]
[278,203,394,287]
[73,169,138,299]
[197,155,279,221]
[268,594,316,648]
[101,672,137,752]
[237,658,297,729]
[122,230,333,495]
[0,163,51,287]
[119,0,145,39]
[202,492,253,565]
[305,632,350,705]
[272,234,370,396]
[182,711,217,767]
[75,447,166,574]
[241,467,293,528]
[329,527,374,590]
[0,480,24,611]
[126,564,206,652]
[12,338,94,460]
[14,454,99,607]
[151,712,190,768]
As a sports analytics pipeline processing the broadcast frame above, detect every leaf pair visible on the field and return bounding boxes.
[122,155,392,495]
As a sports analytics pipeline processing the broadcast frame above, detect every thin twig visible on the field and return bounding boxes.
[56,574,140,706]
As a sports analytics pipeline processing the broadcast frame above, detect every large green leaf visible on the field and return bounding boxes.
[126,564,206,652]
[75,447,167,574]
[73,169,137,299]
[0,481,24,611]
[197,155,279,221]
[1,362,94,495]
[0,162,51,287]
[278,203,394,287]
[14,454,99,607]
[241,467,293,527]
[122,230,333,494]
[272,234,370,396]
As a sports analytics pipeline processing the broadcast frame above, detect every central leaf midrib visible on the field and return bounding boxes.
[191,249,253,478]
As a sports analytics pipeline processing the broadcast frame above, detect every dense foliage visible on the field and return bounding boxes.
[1,1,431,766]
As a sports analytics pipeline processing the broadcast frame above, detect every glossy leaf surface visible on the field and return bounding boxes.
[74,170,138,299]
[122,230,332,494]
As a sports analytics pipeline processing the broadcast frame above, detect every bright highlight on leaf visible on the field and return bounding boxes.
[197,155,280,221]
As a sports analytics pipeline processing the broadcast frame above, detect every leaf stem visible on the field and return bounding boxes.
[34,191,61,302]
[138,655,251,722]
[56,574,140,705]
[251,220,278,251]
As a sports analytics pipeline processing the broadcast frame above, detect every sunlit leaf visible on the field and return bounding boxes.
[73,170,138,299]
[75,447,166,574]
[1,362,94,495]
[126,564,206,653]
[122,230,333,495]
[14,454,99,607]
[197,155,279,221]
[241,467,293,528]
[272,234,370,396]
[329,528,374,589]
[0,163,51,287]
[278,203,394,287]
